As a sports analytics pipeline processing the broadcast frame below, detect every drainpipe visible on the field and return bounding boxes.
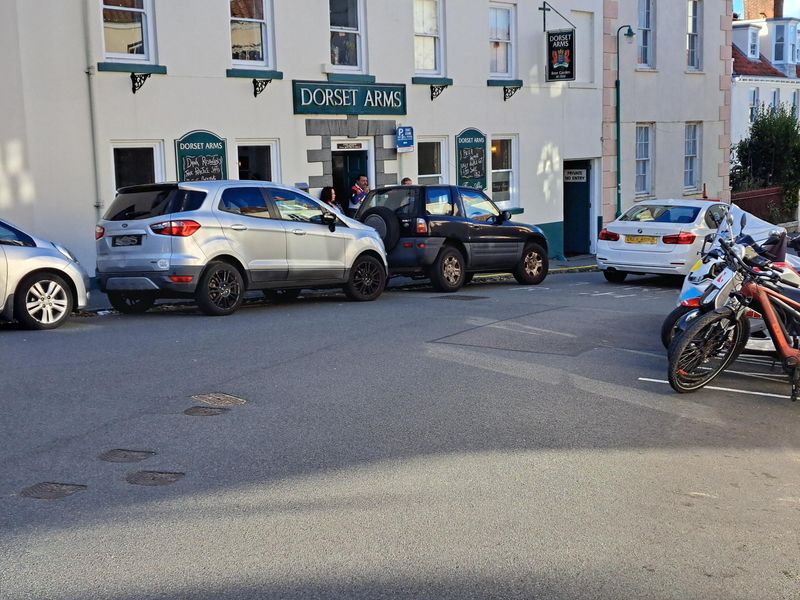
[615,25,635,218]
[82,0,103,219]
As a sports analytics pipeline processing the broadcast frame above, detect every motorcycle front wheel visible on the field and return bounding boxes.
[667,310,747,393]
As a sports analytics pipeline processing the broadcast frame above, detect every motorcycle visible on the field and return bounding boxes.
[660,206,800,351]
[667,221,800,400]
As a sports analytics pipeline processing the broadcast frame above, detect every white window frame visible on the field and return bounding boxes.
[329,0,366,73]
[775,23,786,63]
[234,139,281,182]
[635,124,653,197]
[796,30,800,62]
[749,87,760,122]
[686,0,702,70]
[102,0,156,63]
[489,2,515,80]
[749,27,759,59]
[417,137,449,185]
[637,0,655,68]
[109,140,165,195]
[684,123,701,192]
[793,89,800,119]
[771,88,781,110]
[790,25,797,64]
[414,0,445,76]
[490,135,518,207]
[230,0,275,69]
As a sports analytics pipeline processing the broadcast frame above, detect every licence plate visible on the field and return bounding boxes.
[625,235,658,245]
[712,267,735,289]
[112,235,142,247]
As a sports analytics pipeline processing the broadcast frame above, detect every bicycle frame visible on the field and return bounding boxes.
[741,280,800,363]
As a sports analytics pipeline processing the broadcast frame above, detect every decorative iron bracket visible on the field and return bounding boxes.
[430,84,449,101]
[538,1,576,32]
[503,85,522,101]
[130,72,151,94]
[252,78,272,97]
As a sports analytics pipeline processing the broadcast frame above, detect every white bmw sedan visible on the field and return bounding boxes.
[596,199,731,283]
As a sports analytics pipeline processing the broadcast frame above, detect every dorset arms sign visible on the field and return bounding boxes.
[546,29,575,82]
[175,130,227,181]
[292,81,407,115]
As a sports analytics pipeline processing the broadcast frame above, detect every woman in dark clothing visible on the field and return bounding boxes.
[319,186,342,213]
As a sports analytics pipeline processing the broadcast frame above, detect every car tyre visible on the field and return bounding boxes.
[345,254,386,301]
[263,288,301,303]
[603,270,627,283]
[107,292,156,314]
[195,261,244,316]
[430,246,466,292]
[513,242,549,285]
[360,207,401,251]
[14,272,73,330]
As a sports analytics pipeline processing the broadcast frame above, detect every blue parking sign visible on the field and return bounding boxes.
[396,126,414,153]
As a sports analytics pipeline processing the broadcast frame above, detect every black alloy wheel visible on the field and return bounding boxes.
[107,292,156,315]
[345,255,386,301]
[196,261,244,316]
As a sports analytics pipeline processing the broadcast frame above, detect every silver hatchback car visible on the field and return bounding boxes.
[0,219,90,330]
[95,181,388,316]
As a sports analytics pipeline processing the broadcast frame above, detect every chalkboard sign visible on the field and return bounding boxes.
[456,128,487,190]
[175,130,228,181]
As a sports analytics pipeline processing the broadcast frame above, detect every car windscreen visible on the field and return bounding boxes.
[0,220,35,247]
[359,188,417,217]
[620,205,700,224]
[103,188,207,221]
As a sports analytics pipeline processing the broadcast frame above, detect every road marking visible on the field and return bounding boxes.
[638,377,791,399]
[487,322,577,338]
[572,282,590,286]
[510,287,551,291]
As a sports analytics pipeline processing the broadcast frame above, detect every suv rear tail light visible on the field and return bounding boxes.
[95,225,105,240]
[150,220,201,237]
[663,232,696,245]
[598,228,619,241]
[415,218,428,235]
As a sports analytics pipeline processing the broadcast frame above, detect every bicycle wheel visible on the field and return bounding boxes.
[667,310,746,393]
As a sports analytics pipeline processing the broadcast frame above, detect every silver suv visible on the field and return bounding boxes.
[1,218,90,330]
[95,181,387,316]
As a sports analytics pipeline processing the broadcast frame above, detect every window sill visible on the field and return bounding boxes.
[635,67,658,73]
[487,79,522,87]
[97,62,167,74]
[683,189,702,197]
[226,69,284,79]
[685,69,704,75]
[326,73,376,83]
[412,76,453,85]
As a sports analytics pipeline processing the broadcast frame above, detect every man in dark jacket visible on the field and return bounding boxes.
[348,174,369,217]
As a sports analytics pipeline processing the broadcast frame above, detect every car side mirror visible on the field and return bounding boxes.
[321,211,337,231]
[500,210,512,223]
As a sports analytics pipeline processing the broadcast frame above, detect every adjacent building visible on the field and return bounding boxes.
[1,0,731,267]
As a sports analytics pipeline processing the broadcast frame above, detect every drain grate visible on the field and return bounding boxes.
[126,471,184,486]
[98,449,156,463]
[191,392,246,407]
[184,406,229,417]
[20,482,87,500]
[433,295,489,301]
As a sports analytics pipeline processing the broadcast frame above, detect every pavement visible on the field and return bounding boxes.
[2,270,800,600]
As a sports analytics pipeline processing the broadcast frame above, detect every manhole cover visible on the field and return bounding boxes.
[433,295,489,301]
[20,482,87,500]
[190,392,246,407]
[125,471,185,486]
[184,406,229,416]
[98,449,156,463]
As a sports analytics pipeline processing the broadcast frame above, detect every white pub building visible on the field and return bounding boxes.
[1,0,731,266]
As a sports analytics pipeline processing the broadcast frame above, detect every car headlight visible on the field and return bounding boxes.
[53,243,78,262]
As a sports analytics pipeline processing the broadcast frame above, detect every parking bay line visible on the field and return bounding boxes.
[638,377,791,400]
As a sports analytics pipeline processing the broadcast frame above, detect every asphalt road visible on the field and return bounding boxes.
[1,272,799,600]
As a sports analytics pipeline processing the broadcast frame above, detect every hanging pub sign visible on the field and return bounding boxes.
[546,29,575,82]
[175,130,227,181]
[456,128,487,190]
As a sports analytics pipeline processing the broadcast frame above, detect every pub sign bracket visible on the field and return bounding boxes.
[538,1,576,32]
[430,84,449,101]
[130,72,151,94]
[253,78,272,97]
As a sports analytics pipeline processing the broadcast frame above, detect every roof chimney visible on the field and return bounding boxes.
[743,0,784,19]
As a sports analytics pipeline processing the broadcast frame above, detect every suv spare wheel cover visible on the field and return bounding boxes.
[360,207,401,251]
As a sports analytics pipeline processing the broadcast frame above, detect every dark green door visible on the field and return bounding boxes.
[332,151,368,210]
[563,161,591,255]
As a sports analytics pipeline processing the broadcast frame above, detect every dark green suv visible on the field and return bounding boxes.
[355,185,549,292]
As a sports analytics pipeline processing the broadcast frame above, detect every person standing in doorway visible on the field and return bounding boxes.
[349,174,369,217]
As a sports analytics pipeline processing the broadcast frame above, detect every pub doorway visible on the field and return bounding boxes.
[330,138,374,215]
[563,160,592,256]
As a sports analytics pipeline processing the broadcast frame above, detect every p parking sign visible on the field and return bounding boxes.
[396,126,414,153]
